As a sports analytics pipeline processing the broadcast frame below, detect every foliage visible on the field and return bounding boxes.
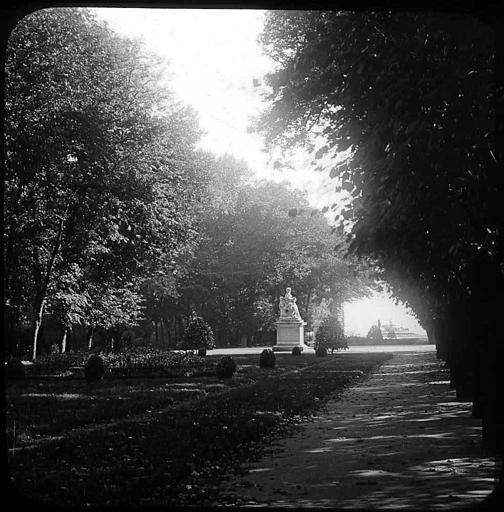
[101,348,211,378]
[258,10,500,327]
[198,347,207,357]
[4,8,204,358]
[215,356,237,379]
[259,348,276,368]
[292,346,303,355]
[179,318,215,351]
[173,154,372,346]
[315,346,328,357]
[257,11,503,450]
[6,358,25,380]
[30,350,90,374]
[346,335,368,346]
[84,355,105,382]
[28,347,214,378]
[366,324,384,343]
[315,316,347,351]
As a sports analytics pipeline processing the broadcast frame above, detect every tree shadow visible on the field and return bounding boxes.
[227,352,497,509]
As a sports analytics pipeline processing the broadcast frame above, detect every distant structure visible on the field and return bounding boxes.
[383,320,428,341]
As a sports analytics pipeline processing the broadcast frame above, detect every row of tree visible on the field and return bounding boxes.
[257,9,503,463]
[4,8,371,359]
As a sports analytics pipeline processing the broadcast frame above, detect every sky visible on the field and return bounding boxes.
[93,7,426,337]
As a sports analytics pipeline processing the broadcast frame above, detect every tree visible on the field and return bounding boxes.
[179,318,215,352]
[257,10,503,458]
[315,316,347,352]
[175,154,372,347]
[4,8,203,358]
[366,324,383,343]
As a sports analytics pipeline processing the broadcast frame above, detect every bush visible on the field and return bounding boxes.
[84,355,105,382]
[6,358,25,380]
[198,347,207,357]
[30,350,89,374]
[259,349,276,368]
[315,316,347,352]
[215,356,236,379]
[100,347,209,377]
[366,324,384,343]
[179,318,215,352]
[292,346,303,356]
[315,346,328,357]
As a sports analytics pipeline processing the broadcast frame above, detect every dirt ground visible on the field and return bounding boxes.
[218,350,497,509]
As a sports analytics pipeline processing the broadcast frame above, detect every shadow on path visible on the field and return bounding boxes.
[218,350,497,509]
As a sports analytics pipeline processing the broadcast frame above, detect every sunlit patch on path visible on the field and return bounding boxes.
[218,350,496,509]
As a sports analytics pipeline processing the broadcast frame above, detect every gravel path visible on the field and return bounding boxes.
[219,350,496,509]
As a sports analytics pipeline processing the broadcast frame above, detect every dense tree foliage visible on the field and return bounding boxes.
[4,8,372,359]
[314,315,347,352]
[179,317,215,352]
[165,154,372,347]
[4,8,203,357]
[258,10,503,455]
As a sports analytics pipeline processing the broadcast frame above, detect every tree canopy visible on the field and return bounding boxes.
[258,10,501,332]
[4,8,203,357]
[257,9,503,456]
[153,153,372,347]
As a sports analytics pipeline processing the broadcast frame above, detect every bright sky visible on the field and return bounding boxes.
[93,7,426,337]
[94,8,338,204]
[344,291,426,337]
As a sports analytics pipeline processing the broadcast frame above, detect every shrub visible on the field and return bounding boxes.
[366,324,384,343]
[198,347,207,357]
[179,318,215,352]
[30,351,89,375]
[98,347,210,378]
[84,355,105,382]
[315,316,347,352]
[215,356,236,378]
[292,346,303,356]
[6,358,25,380]
[315,346,328,357]
[259,348,276,368]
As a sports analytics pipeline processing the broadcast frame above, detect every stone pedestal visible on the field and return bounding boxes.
[274,320,308,352]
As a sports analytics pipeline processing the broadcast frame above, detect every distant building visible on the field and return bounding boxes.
[382,320,427,341]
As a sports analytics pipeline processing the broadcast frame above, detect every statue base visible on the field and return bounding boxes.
[274,320,308,352]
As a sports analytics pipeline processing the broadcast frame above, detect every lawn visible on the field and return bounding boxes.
[7,351,392,507]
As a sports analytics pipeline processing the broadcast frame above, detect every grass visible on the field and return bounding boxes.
[7,351,392,507]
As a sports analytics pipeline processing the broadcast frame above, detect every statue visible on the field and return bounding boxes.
[279,287,302,321]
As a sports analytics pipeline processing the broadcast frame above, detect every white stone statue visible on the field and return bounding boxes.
[279,287,302,321]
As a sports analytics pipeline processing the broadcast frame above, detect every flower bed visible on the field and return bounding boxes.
[28,348,215,379]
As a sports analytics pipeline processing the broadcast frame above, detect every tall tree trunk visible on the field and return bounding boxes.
[87,327,94,350]
[61,325,70,353]
[154,320,159,346]
[31,211,67,360]
[32,300,45,360]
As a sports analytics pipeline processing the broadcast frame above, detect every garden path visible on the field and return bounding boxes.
[218,349,497,509]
